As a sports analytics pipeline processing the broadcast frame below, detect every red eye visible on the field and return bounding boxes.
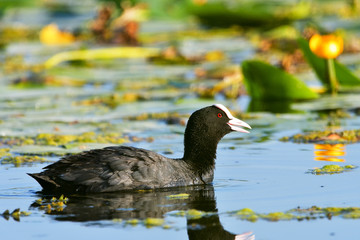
[217,113,222,118]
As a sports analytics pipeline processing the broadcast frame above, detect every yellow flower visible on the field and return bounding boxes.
[309,34,343,59]
[40,23,75,46]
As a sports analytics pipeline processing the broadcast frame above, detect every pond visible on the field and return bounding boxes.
[1,1,360,240]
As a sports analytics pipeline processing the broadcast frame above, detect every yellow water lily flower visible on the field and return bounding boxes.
[40,23,75,46]
[309,34,344,59]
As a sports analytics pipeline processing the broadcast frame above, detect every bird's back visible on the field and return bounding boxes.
[29,146,205,193]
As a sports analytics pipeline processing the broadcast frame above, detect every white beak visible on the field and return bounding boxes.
[213,104,251,133]
[227,117,251,133]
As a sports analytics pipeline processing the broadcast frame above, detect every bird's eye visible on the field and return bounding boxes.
[217,113,223,118]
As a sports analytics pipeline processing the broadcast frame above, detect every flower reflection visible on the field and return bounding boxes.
[314,144,346,162]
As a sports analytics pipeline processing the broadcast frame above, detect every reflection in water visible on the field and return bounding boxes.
[314,144,346,162]
[30,186,254,240]
[248,100,298,113]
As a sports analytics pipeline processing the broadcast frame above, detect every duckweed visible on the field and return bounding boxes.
[236,208,258,222]
[126,219,139,226]
[171,209,213,219]
[166,193,190,200]
[125,112,187,125]
[75,93,141,108]
[0,132,129,147]
[0,148,11,158]
[32,195,68,214]
[186,209,205,219]
[280,129,360,144]
[143,218,165,227]
[112,217,169,228]
[309,164,357,175]
[2,208,31,221]
[231,206,360,222]
[260,212,295,221]
[343,209,360,219]
[1,155,50,167]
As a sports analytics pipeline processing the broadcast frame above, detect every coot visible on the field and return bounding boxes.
[29,104,251,193]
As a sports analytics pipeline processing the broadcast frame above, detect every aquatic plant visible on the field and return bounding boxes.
[309,33,344,95]
[1,155,50,167]
[113,217,169,229]
[1,209,31,221]
[298,38,360,93]
[242,60,318,100]
[309,34,344,59]
[280,129,360,144]
[32,195,68,214]
[308,164,357,175]
[39,24,75,46]
[231,206,360,222]
[143,218,165,228]
[75,93,142,108]
[0,132,129,147]
[166,193,190,199]
[0,148,11,158]
[170,209,214,220]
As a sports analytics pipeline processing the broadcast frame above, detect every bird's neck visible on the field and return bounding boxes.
[182,128,220,176]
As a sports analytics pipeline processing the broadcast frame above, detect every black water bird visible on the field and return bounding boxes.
[28,104,251,193]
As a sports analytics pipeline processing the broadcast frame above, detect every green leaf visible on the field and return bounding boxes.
[44,47,160,69]
[187,1,310,27]
[298,38,360,87]
[242,60,318,100]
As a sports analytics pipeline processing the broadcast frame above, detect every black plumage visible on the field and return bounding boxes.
[28,104,251,193]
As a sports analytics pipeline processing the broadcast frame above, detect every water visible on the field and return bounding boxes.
[1,137,360,239]
[1,1,360,239]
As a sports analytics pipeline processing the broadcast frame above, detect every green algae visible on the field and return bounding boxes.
[308,164,357,175]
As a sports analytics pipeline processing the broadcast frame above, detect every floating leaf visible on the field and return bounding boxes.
[188,1,310,27]
[242,60,318,100]
[298,38,360,87]
[44,47,160,69]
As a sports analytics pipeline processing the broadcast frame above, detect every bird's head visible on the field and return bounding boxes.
[185,104,251,146]
[183,104,251,172]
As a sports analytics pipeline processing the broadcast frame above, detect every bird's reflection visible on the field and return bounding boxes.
[30,185,253,240]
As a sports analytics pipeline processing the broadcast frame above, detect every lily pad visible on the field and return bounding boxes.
[187,1,310,28]
[242,60,318,100]
[298,38,360,87]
